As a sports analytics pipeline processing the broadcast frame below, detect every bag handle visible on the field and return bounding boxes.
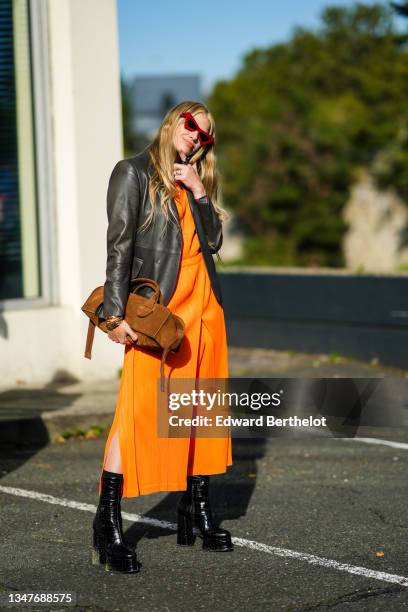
[130,278,161,297]
[130,278,164,316]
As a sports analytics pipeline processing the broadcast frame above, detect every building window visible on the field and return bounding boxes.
[0,0,40,301]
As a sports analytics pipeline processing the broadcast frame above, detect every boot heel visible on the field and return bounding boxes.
[91,533,107,565]
[91,547,107,565]
[177,510,196,546]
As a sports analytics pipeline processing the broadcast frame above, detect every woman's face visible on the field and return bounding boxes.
[173,111,211,161]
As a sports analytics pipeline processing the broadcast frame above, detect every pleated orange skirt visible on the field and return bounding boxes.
[98,185,233,498]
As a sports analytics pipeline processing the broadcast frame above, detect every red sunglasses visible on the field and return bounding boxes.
[180,111,215,146]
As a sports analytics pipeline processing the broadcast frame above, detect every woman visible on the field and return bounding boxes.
[92,101,234,574]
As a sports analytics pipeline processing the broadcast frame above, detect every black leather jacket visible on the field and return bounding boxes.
[101,145,224,318]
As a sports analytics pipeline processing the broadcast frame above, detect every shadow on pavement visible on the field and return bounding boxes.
[0,378,82,481]
[124,437,268,546]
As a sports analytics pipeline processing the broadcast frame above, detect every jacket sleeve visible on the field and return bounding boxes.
[102,160,140,318]
[196,197,223,254]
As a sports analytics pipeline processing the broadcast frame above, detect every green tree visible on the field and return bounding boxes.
[208,3,408,267]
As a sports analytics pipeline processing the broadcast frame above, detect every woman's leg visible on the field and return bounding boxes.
[103,429,122,474]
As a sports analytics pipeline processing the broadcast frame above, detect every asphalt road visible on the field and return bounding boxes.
[1,428,408,611]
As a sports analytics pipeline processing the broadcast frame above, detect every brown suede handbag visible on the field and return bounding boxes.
[81,278,185,392]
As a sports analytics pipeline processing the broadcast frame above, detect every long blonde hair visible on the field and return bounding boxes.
[138,100,229,239]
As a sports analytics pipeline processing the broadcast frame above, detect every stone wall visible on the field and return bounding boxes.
[343,172,408,272]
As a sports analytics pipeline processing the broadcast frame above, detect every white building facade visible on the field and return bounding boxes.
[0,0,126,386]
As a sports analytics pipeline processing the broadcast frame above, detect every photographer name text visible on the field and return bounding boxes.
[167,415,327,428]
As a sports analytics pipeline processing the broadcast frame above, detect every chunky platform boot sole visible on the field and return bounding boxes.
[91,533,141,573]
[177,510,234,551]
[202,532,234,552]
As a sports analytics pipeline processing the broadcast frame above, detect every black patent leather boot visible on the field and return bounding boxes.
[177,475,234,552]
[92,470,141,573]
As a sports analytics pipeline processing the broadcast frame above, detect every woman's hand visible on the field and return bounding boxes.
[107,320,138,346]
[173,162,206,199]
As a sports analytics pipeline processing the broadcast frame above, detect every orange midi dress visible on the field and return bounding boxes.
[98,185,233,498]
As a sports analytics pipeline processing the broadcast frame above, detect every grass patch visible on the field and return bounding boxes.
[54,425,106,443]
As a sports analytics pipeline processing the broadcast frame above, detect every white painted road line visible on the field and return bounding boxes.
[338,437,408,450]
[233,538,408,587]
[1,484,408,587]
[0,485,173,531]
